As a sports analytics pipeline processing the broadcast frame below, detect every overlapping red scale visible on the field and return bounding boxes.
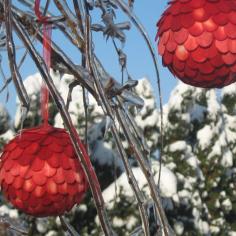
[156,0,236,88]
[0,125,88,217]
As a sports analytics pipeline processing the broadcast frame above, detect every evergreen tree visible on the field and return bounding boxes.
[2,74,236,235]
[162,82,236,235]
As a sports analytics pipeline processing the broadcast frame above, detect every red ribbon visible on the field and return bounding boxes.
[34,0,51,126]
[34,1,100,191]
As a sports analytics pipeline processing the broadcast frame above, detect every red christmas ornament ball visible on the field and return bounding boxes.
[0,125,88,217]
[156,0,236,88]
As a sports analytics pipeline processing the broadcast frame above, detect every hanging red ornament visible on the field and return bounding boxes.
[0,125,88,217]
[156,0,236,88]
[0,0,88,217]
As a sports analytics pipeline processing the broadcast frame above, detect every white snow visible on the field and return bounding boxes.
[168,82,190,111]
[14,71,103,128]
[45,231,57,236]
[221,151,233,168]
[173,221,184,235]
[169,141,187,152]
[222,198,232,212]
[134,78,159,135]
[102,161,177,209]
[210,225,220,234]
[197,125,214,150]
[0,205,18,218]
[206,89,220,119]
[0,129,14,141]
[221,83,236,97]
[112,216,125,227]
[198,220,210,235]
[36,219,48,233]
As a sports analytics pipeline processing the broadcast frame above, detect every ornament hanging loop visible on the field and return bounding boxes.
[34,0,52,126]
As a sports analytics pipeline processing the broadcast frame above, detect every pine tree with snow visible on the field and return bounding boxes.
[162,82,236,235]
[161,83,207,235]
[4,73,177,235]
[2,72,236,235]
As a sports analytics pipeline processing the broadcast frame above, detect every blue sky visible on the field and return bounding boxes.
[0,0,177,118]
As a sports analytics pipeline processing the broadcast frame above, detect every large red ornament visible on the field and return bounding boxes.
[156,0,236,88]
[0,125,88,217]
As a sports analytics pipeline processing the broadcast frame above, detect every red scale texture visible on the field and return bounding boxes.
[156,0,236,88]
[0,125,88,217]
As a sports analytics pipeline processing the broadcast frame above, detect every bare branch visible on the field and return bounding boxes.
[111,125,150,236]
[4,0,29,111]
[12,14,116,236]
[112,0,164,188]
[115,107,174,236]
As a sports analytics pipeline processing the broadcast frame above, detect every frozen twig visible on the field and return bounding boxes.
[115,107,174,236]
[111,125,150,236]
[112,0,164,188]
[13,14,116,236]
[4,0,30,112]
[59,216,80,236]
[0,217,28,235]
[54,0,84,50]
[73,0,85,35]
[84,8,114,118]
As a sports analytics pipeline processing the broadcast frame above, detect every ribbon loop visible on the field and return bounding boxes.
[34,0,52,126]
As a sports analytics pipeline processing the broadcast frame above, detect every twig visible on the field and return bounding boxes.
[73,0,85,35]
[115,107,174,236]
[84,9,114,118]
[0,64,10,101]
[111,125,150,236]
[4,0,29,111]
[112,0,164,188]
[59,216,80,236]
[13,15,116,236]
[53,0,84,50]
